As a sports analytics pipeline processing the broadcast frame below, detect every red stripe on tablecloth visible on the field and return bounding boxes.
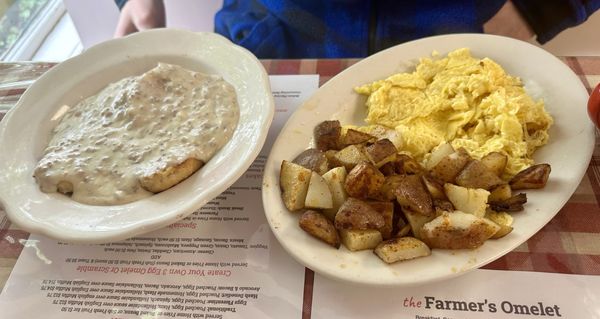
[316,60,342,77]
[586,157,600,205]
[552,202,600,233]
[485,251,600,274]
[525,226,566,253]
[270,60,302,75]
[302,268,314,319]
[0,230,29,258]
[483,251,533,271]
[566,57,593,93]
[573,57,600,75]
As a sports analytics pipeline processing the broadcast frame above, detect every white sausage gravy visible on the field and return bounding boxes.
[34,63,240,205]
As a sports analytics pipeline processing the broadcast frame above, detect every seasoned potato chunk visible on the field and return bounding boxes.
[444,183,489,218]
[402,208,435,240]
[305,171,333,210]
[422,175,446,200]
[330,145,369,171]
[421,211,500,249]
[367,201,394,239]
[430,148,471,183]
[344,162,385,199]
[365,139,397,168]
[299,210,340,248]
[425,143,455,170]
[334,198,385,230]
[481,152,508,177]
[140,158,204,193]
[340,129,375,146]
[456,160,504,190]
[279,160,311,211]
[314,120,341,151]
[339,229,382,251]
[395,175,434,216]
[509,164,551,190]
[293,149,329,175]
[322,166,348,220]
[488,184,512,201]
[374,237,431,263]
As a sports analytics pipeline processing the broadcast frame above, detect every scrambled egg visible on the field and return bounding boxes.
[354,48,553,177]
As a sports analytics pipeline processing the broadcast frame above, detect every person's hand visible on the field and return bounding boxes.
[114,0,166,37]
[483,0,534,41]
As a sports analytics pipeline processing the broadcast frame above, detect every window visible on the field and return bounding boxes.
[0,0,64,61]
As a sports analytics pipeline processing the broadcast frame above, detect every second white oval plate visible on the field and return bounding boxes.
[262,34,594,286]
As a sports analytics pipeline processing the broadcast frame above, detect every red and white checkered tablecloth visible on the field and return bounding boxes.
[0,58,599,292]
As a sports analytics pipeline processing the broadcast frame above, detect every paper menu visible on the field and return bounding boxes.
[311,269,600,318]
[0,75,319,319]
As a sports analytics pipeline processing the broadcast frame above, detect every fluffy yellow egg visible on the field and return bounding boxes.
[354,48,553,177]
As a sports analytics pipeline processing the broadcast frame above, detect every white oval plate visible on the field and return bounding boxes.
[262,34,594,286]
[0,29,274,243]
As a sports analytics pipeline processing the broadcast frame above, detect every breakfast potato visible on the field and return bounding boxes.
[488,184,512,201]
[485,210,514,239]
[293,149,329,175]
[396,154,424,175]
[340,229,383,251]
[510,164,551,190]
[422,175,446,200]
[330,144,369,171]
[402,208,435,240]
[396,223,412,237]
[299,210,340,248]
[374,237,431,263]
[344,162,385,199]
[433,198,454,214]
[334,197,385,230]
[395,175,434,216]
[481,152,508,177]
[378,175,403,201]
[421,211,500,249]
[365,139,397,168]
[314,120,341,151]
[444,183,489,218]
[304,171,333,210]
[489,193,527,212]
[367,201,394,239]
[322,166,348,220]
[279,160,312,211]
[456,159,505,190]
[340,129,375,146]
[426,143,455,170]
[140,158,204,193]
[429,149,471,183]
[378,162,397,176]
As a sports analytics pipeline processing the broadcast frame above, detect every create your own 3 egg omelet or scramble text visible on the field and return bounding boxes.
[279,48,553,264]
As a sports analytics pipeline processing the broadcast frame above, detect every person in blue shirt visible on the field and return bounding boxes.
[114,0,600,59]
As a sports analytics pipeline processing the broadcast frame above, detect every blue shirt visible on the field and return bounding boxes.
[214,0,600,58]
[116,0,600,59]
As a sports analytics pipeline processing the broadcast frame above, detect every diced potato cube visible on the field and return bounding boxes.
[488,184,512,201]
[340,129,375,146]
[374,237,431,263]
[421,211,500,249]
[365,139,397,168]
[305,171,333,209]
[367,201,394,239]
[279,160,311,211]
[444,183,489,218]
[330,145,369,171]
[314,120,341,151]
[322,167,348,220]
[299,210,340,248]
[339,229,383,251]
[402,208,435,240]
[344,162,385,199]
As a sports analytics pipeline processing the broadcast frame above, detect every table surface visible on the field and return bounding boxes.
[1,58,600,293]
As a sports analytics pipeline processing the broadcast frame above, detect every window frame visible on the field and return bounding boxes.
[2,0,66,61]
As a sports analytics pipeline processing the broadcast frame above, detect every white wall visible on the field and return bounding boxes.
[65,0,600,56]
